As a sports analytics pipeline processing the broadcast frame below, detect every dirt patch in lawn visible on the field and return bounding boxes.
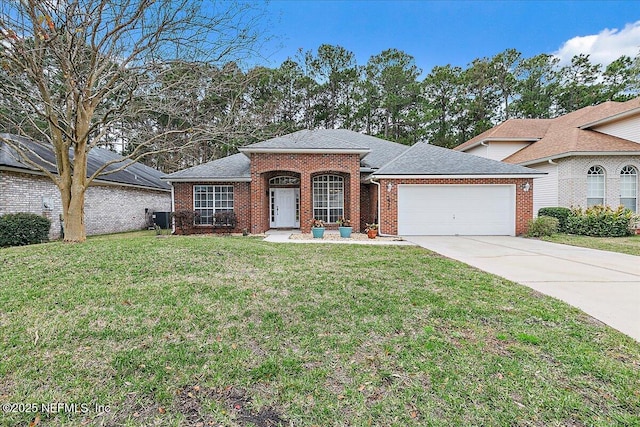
[175,385,286,427]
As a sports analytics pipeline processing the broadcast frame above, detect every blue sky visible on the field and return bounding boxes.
[258,1,640,74]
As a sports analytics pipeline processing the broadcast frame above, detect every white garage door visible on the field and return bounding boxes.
[398,184,515,236]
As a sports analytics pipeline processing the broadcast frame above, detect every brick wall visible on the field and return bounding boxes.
[0,170,171,239]
[249,153,362,233]
[557,156,640,211]
[377,177,534,236]
[172,181,250,234]
[359,182,378,230]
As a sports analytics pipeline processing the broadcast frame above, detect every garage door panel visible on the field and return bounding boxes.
[398,185,515,236]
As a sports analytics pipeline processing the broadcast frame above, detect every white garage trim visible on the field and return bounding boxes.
[398,184,516,236]
[374,174,543,179]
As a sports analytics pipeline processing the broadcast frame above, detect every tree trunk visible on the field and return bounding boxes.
[62,182,87,243]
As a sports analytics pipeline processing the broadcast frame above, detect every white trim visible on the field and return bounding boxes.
[518,151,640,166]
[458,137,539,151]
[239,147,370,157]
[0,165,171,192]
[170,185,175,233]
[579,107,640,129]
[372,174,546,179]
[161,177,251,182]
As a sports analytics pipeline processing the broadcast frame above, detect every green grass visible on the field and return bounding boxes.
[1,233,639,426]
[542,234,640,256]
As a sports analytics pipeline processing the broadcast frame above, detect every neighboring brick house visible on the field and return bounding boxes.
[164,129,543,236]
[455,98,640,216]
[0,134,171,239]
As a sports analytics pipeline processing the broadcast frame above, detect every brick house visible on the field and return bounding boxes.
[455,98,640,215]
[0,134,171,239]
[164,129,544,236]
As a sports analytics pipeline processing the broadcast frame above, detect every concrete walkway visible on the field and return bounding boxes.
[405,236,640,341]
[264,229,414,246]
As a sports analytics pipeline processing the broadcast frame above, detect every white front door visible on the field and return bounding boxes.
[270,188,299,228]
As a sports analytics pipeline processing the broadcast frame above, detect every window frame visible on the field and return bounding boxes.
[312,174,344,223]
[586,165,605,207]
[193,185,234,225]
[620,165,637,213]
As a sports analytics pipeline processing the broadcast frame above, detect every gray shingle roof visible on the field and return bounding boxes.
[162,153,251,181]
[0,133,170,190]
[240,129,371,151]
[239,129,409,170]
[372,141,544,176]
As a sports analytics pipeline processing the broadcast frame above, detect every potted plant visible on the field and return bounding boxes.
[365,223,378,239]
[336,217,352,238]
[310,218,325,238]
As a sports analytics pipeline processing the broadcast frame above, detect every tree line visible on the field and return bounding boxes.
[131,45,640,172]
[3,40,639,174]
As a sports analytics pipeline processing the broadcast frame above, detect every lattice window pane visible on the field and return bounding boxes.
[587,166,605,206]
[620,166,637,212]
[194,185,234,224]
[312,175,344,223]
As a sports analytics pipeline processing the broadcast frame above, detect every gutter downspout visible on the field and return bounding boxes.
[548,159,557,165]
[169,181,175,234]
[370,178,392,237]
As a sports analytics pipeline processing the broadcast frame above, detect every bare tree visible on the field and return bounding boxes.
[0,0,266,242]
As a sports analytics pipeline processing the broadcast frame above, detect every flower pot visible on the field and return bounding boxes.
[311,227,325,238]
[338,226,352,238]
[367,229,378,239]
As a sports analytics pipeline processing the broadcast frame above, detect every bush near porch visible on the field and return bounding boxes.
[0,233,638,426]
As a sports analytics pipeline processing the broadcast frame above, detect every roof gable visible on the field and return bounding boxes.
[373,141,543,176]
[237,129,409,168]
[457,97,640,164]
[162,153,250,181]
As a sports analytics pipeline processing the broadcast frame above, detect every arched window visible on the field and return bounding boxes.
[620,165,637,213]
[312,175,344,223]
[269,176,300,186]
[587,166,605,207]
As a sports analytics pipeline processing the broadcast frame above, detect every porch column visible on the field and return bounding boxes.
[350,174,361,232]
[300,171,312,233]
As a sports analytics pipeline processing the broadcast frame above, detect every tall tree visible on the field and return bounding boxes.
[0,0,265,242]
[602,55,637,101]
[458,57,500,141]
[365,48,422,143]
[512,53,559,118]
[422,64,464,148]
[491,49,522,121]
[555,54,603,114]
[305,44,359,129]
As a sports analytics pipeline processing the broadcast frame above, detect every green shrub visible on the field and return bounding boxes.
[171,210,199,235]
[526,216,559,237]
[0,213,52,247]
[538,207,572,232]
[565,205,636,237]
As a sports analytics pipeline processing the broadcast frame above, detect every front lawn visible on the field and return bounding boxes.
[1,234,639,426]
[542,234,640,256]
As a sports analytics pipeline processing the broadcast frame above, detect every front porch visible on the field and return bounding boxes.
[247,152,363,234]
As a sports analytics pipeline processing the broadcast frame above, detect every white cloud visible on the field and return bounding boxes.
[554,21,640,66]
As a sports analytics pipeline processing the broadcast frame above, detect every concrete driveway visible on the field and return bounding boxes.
[405,236,640,341]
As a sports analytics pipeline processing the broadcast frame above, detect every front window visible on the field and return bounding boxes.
[313,175,344,223]
[587,166,605,207]
[194,185,234,225]
[620,165,637,213]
